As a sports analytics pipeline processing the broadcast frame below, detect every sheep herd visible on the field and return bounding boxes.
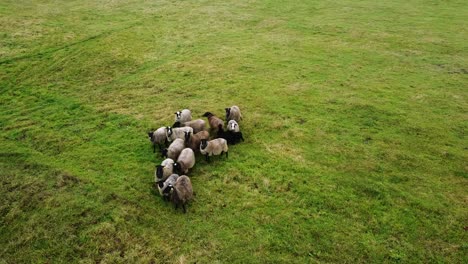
[148,106,244,213]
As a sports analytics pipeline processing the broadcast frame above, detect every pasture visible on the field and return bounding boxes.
[0,0,466,263]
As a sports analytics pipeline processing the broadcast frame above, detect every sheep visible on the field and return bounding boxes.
[172,119,206,133]
[184,119,206,133]
[200,138,228,162]
[163,175,193,213]
[174,109,192,123]
[216,125,244,145]
[156,173,179,200]
[148,127,167,153]
[154,158,175,183]
[173,148,195,174]
[225,105,242,122]
[161,138,185,160]
[184,130,209,152]
[227,120,240,132]
[166,126,194,142]
[202,112,224,133]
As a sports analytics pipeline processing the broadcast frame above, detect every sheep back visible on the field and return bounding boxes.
[225,105,242,122]
[202,112,224,131]
[175,109,192,123]
[166,138,185,160]
[171,175,193,210]
[185,131,209,152]
[184,119,206,133]
[166,126,194,142]
[200,138,228,156]
[176,148,195,174]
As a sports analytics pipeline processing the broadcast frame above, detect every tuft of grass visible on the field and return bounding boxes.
[1,0,467,263]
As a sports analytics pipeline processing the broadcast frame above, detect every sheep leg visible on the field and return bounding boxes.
[205,154,210,162]
[182,204,186,214]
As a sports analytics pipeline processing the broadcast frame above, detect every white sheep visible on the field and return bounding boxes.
[183,119,206,133]
[173,148,195,174]
[225,105,242,122]
[166,126,193,143]
[154,158,174,182]
[175,109,192,123]
[164,175,193,213]
[200,138,228,162]
[161,138,185,160]
[157,173,179,200]
[148,127,167,153]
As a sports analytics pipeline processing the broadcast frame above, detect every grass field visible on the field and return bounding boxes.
[1,0,467,263]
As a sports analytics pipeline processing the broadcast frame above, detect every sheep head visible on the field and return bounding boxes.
[175,111,181,121]
[156,165,164,179]
[166,127,173,137]
[202,112,212,118]
[200,139,208,150]
[184,131,191,143]
[161,148,168,158]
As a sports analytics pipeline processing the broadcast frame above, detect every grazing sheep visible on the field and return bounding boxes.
[164,175,193,213]
[166,126,194,142]
[154,158,175,182]
[216,125,244,145]
[227,120,240,132]
[175,109,192,123]
[148,127,167,153]
[184,130,209,152]
[202,112,224,133]
[173,148,195,174]
[172,119,206,133]
[200,138,228,162]
[225,105,242,122]
[161,138,185,160]
[157,173,179,200]
[184,119,206,133]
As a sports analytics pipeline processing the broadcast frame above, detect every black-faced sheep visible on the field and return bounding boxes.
[157,173,179,200]
[148,127,167,153]
[154,158,175,183]
[173,119,206,133]
[161,138,185,160]
[163,175,193,213]
[184,130,209,152]
[217,125,244,145]
[175,109,192,123]
[166,126,194,142]
[173,148,195,174]
[202,112,224,133]
[225,105,242,122]
[200,138,228,162]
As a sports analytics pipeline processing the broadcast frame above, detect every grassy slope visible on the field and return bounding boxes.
[1,0,467,262]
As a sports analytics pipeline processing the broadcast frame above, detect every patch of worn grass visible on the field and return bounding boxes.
[1,0,467,263]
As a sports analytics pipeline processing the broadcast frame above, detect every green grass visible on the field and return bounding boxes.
[1,0,467,262]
